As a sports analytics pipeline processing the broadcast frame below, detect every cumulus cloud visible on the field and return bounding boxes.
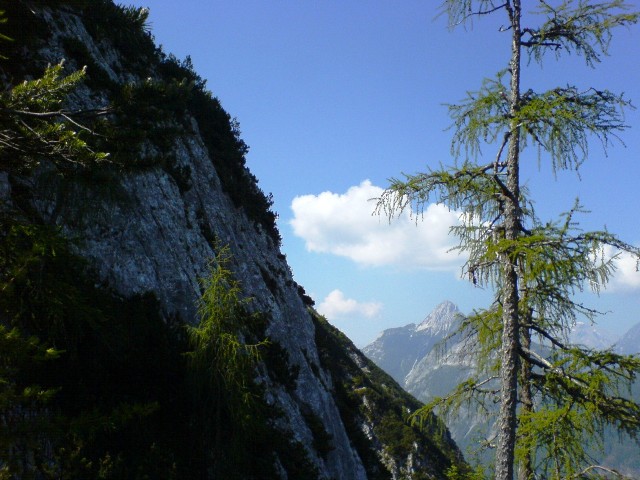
[317,289,382,319]
[606,248,640,292]
[290,180,463,270]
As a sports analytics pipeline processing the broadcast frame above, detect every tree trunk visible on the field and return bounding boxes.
[518,318,534,480]
[495,2,522,480]
[496,268,519,480]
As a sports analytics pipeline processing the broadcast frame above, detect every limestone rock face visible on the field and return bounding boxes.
[0,2,462,478]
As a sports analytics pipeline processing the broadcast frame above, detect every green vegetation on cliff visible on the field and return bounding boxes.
[0,2,467,478]
[312,312,468,479]
[1,0,280,244]
[0,219,323,478]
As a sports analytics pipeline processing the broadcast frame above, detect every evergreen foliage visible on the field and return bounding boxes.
[0,219,190,479]
[80,0,155,72]
[378,2,640,479]
[185,245,269,476]
[187,246,267,417]
[0,62,109,175]
[0,10,10,58]
[0,323,61,478]
[0,220,319,479]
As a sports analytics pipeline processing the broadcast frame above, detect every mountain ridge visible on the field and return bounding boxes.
[363,301,462,385]
[616,321,640,354]
[364,301,640,475]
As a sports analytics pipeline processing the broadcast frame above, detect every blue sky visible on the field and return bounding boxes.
[127,1,640,347]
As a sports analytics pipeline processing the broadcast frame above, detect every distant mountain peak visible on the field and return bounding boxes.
[362,301,462,384]
[569,321,619,350]
[616,321,640,354]
[416,301,461,335]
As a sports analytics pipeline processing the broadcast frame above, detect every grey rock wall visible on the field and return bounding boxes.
[0,3,465,478]
[2,5,369,479]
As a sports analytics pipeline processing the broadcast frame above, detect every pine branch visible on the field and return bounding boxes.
[525,0,640,65]
[448,2,509,27]
[569,464,635,480]
[0,107,111,119]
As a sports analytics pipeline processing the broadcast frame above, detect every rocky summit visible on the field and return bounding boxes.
[363,301,463,385]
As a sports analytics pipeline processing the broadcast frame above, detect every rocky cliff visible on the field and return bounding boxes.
[0,1,463,478]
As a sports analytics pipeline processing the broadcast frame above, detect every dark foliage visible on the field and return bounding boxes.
[302,410,335,459]
[80,0,156,75]
[0,218,319,479]
[297,283,316,307]
[156,55,281,245]
[312,312,465,479]
[60,35,119,92]
[0,218,193,478]
[0,1,51,80]
[263,340,300,391]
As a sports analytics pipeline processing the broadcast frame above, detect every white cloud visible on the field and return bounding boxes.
[607,248,640,292]
[317,289,382,319]
[290,180,463,270]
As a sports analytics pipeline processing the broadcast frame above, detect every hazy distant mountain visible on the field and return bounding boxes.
[616,322,640,354]
[364,302,640,472]
[569,321,619,350]
[362,301,462,384]
[363,302,489,453]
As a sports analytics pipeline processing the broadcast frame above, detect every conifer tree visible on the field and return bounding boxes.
[378,2,640,479]
[186,245,268,476]
[0,62,109,175]
[0,5,112,178]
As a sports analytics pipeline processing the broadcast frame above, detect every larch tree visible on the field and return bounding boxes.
[0,62,109,176]
[186,245,268,476]
[0,12,112,477]
[377,1,640,479]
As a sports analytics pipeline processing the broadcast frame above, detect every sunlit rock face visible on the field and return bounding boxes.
[0,2,463,478]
